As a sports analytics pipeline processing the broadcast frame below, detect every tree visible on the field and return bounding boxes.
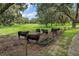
[0,3,27,14]
[56,3,79,28]
[0,3,14,14]
[37,3,79,28]
[0,3,28,26]
[55,12,70,25]
[37,3,56,27]
[30,18,39,23]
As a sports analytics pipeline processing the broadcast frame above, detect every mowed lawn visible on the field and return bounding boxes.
[0,24,41,35]
[0,23,79,36]
[0,23,68,35]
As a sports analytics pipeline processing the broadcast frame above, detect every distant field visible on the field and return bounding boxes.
[0,23,79,36]
[0,24,41,36]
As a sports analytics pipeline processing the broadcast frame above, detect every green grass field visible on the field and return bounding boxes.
[0,23,79,36]
[0,24,52,35]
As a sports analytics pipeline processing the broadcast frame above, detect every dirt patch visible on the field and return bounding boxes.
[27,34,58,56]
[0,32,61,56]
[0,35,27,56]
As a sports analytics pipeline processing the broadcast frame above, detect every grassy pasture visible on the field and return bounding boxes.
[0,23,79,36]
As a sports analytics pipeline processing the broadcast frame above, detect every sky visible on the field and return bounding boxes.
[20,4,37,20]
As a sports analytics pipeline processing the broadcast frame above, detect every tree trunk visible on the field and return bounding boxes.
[51,22,52,27]
[50,19,52,27]
[45,23,48,27]
[72,3,78,29]
[55,23,58,26]
[61,23,64,26]
[63,3,78,29]
[72,20,76,28]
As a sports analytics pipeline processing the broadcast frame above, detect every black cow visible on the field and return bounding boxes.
[18,31,29,39]
[51,28,60,36]
[36,29,41,33]
[41,29,48,34]
[27,33,41,42]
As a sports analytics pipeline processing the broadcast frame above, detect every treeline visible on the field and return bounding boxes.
[0,3,79,29]
[37,3,79,28]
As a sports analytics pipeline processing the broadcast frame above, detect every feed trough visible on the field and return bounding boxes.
[37,38,54,46]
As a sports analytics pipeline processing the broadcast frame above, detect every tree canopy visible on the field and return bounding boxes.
[0,3,28,26]
[37,3,79,28]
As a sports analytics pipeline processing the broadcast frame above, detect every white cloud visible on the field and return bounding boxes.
[22,13,27,17]
[25,4,32,11]
[27,12,37,17]
[22,12,37,20]
[27,4,32,8]
[19,11,23,14]
[21,4,37,20]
